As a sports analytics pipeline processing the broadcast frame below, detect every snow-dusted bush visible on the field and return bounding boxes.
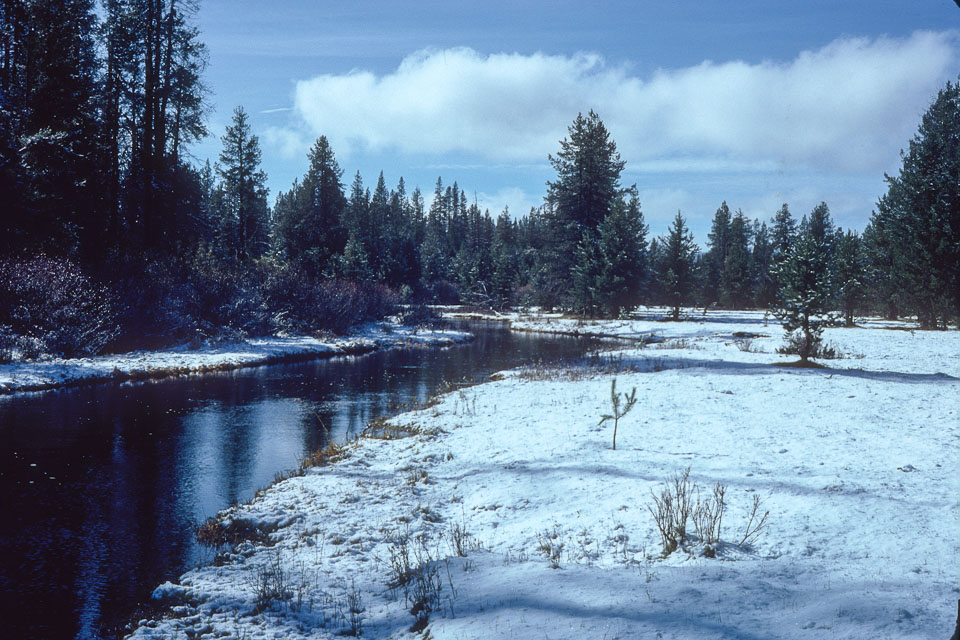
[0,255,118,358]
[264,266,397,335]
[183,253,271,337]
[110,260,198,350]
[397,303,437,327]
[777,330,838,360]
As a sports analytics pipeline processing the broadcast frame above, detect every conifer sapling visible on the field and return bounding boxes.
[599,378,638,450]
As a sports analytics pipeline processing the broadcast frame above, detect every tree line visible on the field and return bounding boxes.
[1,1,957,361]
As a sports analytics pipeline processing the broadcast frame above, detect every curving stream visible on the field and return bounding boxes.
[0,320,602,639]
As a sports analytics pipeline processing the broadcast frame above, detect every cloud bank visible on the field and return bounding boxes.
[284,31,956,175]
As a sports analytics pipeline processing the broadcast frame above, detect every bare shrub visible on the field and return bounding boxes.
[344,580,365,636]
[405,468,429,486]
[386,532,414,592]
[739,494,770,547]
[0,255,118,358]
[693,482,726,547]
[647,467,693,555]
[385,532,448,632]
[253,551,290,612]
[263,267,397,335]
[448,517,473,558]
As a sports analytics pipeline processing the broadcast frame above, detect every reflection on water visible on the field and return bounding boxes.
[0,321,600,639]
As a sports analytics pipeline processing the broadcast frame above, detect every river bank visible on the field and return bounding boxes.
[0,322,471,395]
[127,310,958,639]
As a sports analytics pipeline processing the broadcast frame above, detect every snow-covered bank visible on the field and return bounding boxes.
[0,323,471,395]
[128,311,959,639]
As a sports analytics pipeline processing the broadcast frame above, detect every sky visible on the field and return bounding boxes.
[191,1,960,241]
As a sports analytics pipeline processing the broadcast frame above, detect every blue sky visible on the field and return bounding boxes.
[192,1,959,241]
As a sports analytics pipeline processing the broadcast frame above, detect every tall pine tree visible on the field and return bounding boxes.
[659,211,698,321]
[872,77,960,327]
[217,106,268,262]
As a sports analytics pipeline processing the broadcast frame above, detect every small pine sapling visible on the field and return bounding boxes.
[599,378,638,450]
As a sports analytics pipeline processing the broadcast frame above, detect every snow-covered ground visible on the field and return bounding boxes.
[128,309,959,639]
[0,323,471,394]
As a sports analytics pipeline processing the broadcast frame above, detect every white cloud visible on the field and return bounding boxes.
[279,32,956,175]
[263,126,311,160]
[475,186,540,218]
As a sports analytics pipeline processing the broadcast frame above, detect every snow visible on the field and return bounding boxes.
[127,309,958,639]
[0,322,471,395]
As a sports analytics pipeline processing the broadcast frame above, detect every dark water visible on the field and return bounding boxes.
[0,321,601,639]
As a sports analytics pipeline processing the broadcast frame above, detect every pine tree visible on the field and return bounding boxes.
[12,0,104,255]
[834,229,867,327]
[217,106,268,262]
[806,202,835,258]
[703,201,732,306]
[103,0,208,254]
[490,208,519,310]
[340,231,373,281]
[595,194,648,317]
[773,205,837,362]
[659,211,698,321]
[366,171,391,281]
[770,203,796,266]
[543,111,626,305]
[861,220,901,320]
[720,209,752,308]
[872,78,960,327]
[571,230,604,316]
[274,136,347,277]
[751,220,776,309]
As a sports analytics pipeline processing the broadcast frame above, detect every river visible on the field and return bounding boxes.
[0,320,602,639]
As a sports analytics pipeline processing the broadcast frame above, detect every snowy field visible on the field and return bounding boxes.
[129,310,958,639]
[0,322,471,394]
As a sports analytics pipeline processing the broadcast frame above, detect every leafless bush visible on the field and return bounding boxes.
[344,580,365,636]
[693,482,726,547]
[739,494,770,547]
[253,551,290,612]
[385,532,449,632]
[387,532,414,592]
[647,467,693,555]
[448,519,472,558]
[0,255,118,358]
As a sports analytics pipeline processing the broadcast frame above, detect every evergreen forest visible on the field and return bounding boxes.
[1,1,958,362]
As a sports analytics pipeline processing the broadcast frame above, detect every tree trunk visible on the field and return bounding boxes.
[801,312,811,362]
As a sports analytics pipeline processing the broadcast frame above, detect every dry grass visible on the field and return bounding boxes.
[361,417,422,440]
[300,441,350,469]
[194,516,273,549]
